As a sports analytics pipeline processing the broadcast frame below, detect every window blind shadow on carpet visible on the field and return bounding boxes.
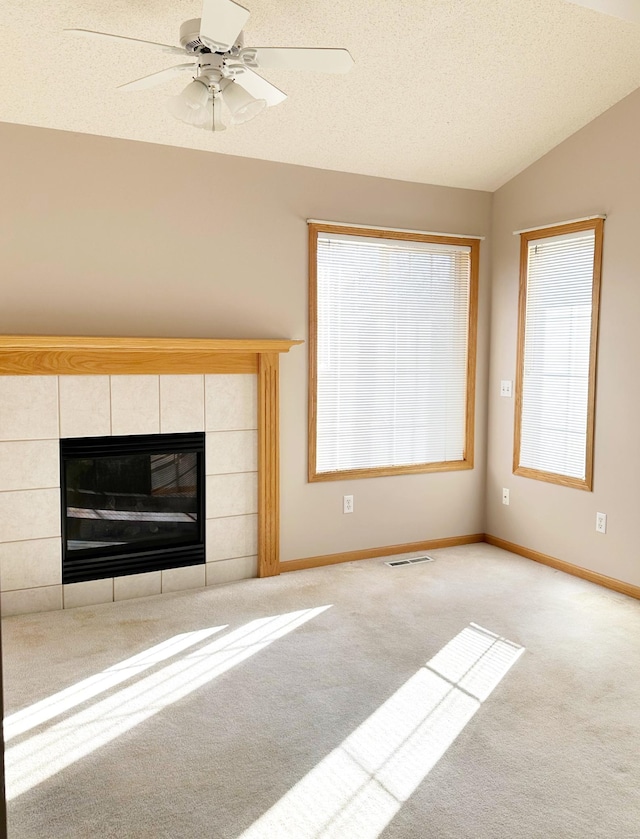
[238,623,525,839]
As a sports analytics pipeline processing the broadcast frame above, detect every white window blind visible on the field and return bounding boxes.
[519,229,596,480]
[315,231,472,474]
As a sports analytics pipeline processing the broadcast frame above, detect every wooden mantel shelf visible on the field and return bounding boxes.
[0,334,304,580]
[0,335,303,376]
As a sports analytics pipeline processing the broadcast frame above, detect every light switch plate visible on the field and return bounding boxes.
[500,380,513,397]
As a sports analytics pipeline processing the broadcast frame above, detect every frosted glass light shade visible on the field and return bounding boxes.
[197,99,214,130]
[222,82,266,125]
[182,78,210,109]
[167,78,211,126]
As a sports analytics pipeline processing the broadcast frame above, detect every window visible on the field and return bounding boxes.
[308,223,479,481]
[514,218,604,490]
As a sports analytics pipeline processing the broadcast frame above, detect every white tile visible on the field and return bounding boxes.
[160,375,205,433]
[206,514,258,561]
[161,564,205,593]
[206,473,258,518]
[206,555,257,586]
[0,440,60,491]
[206,430,258,475]
[110,376,160,436]
[0,376,59,441]
[0,488,61,542]
[63,578,113,609]
[205,374,257,431]
[114,571,162,601]
[0,538,61,591]
[59,376,111,438]
[1,585,62,616]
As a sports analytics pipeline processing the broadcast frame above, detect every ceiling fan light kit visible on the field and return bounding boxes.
[167,79,212,128]
[66,0,355,133]
[221,80,267,125]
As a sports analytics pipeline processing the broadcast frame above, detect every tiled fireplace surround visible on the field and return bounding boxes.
[0,336,298,616]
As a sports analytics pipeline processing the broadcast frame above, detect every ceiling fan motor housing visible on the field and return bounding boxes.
[180,18,244,54]
[180,19,207,53]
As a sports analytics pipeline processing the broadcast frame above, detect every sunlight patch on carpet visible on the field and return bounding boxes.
[5,605,332,801]
[238,623,524,839]
[3,626,227,742]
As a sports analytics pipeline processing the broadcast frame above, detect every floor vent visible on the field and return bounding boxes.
[385,555,435,567]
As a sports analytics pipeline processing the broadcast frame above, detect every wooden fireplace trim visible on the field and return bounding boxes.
[0,335,303,578]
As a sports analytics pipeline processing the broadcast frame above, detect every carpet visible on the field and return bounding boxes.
[2,543,640,838]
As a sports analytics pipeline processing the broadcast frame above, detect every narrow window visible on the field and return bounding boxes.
[514,218,603,490]
[308,223,479,481]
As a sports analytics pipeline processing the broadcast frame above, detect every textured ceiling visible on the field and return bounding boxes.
[2,0,640,190]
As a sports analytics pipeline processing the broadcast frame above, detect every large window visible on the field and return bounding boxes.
[308,222,479,481]
[514,218,603,490]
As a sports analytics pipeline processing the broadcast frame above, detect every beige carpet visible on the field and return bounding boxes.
[2,543,640,838]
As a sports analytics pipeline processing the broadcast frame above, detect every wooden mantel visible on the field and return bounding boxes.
[0,335,303,579]
[0,335,302,376]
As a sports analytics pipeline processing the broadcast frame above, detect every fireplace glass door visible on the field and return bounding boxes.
[61,433,205,583]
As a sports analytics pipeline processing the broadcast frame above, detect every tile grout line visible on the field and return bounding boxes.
[205,470,258,477]
[109,375,113,435]
[0,535,61,545]
[205,512,258,521]
[201,373,206,433]
[55,375,61,440]
[0,486,60,494]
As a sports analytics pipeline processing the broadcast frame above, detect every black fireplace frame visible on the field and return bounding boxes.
[60,432,206,585]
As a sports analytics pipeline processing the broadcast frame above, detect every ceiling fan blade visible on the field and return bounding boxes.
[64,28,185,55]
[235,69,287,106]
[200,0,250,51]
[117,64,196,92]
[248,47,354,74]
[563,0,640,23]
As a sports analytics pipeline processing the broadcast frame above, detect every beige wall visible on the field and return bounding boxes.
[1,122,491,562]
[488,86,640,586]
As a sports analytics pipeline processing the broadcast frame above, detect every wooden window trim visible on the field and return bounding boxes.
[308,222,479,482]
[513,218,604,491]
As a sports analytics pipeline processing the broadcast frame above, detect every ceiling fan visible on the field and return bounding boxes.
[564,0,640,23]
[66,0,354,132]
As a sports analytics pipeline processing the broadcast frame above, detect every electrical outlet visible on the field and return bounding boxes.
[596,512,607,534]
[500,380,513,398]
[343,495,354,514]
[502,488,510,506]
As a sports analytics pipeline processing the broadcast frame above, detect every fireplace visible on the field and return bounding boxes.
[61,432,205,584]
[0,335,300,615]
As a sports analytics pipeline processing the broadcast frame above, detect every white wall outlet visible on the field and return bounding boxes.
[343,495,354,514]
[502,488,510,505]
[596,512,607,534]
[500,380,513,397]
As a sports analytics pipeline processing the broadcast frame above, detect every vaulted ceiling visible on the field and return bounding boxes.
[2,0,640,190]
